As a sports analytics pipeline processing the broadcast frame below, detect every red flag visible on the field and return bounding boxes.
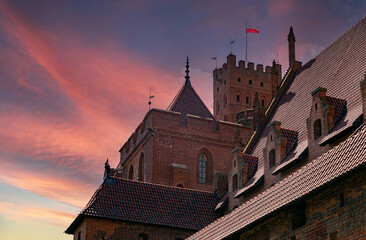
[247,26,259,33]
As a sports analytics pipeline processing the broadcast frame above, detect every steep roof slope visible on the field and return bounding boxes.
[65,177,217,234]
[188,122,366,239]
[167,81,214,119]
[248,17,366,181]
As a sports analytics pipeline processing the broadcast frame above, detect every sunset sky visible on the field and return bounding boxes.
[0,0,365,239]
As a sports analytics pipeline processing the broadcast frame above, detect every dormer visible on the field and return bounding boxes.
[263,121,298,186]
[306,87,347,159]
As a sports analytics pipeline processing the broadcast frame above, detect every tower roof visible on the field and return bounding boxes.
[167,59,214,119]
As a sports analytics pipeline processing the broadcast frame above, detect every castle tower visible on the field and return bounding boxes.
[213,54,281,123]
[288,26,296,68]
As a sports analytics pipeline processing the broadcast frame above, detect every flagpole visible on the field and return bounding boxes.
[246,21,248,62]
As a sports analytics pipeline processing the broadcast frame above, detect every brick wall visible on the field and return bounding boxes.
[236,167,366,239]
[74,217,194,240]
[213,54,281,122]
[119,109,251,192]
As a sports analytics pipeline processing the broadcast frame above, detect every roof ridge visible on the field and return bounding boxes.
[312,16,365,60]
[111,176,214,194]
[189,124,366,239]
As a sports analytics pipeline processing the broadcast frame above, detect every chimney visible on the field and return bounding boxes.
[288,26,296,68]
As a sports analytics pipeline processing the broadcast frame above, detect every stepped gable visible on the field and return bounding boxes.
[188,123,366,240]
[65,177,216,234]
[245,17,366,186]
[167,82,214,119]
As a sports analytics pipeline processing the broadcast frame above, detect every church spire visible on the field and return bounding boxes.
[185,57,191,86]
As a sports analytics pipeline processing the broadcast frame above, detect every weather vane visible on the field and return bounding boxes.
[148,88,154,111]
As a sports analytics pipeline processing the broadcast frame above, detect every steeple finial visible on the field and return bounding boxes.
[185,57,191,86]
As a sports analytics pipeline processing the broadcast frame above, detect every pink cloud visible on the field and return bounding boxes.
[0,202,76,226]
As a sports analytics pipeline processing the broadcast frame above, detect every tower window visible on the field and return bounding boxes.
[269,149,275,168]
[260,82,264,87]
[314,119,322,139]
[237,95,240,103]
[237,77,241,82]
[262,99,265,107]
[246,96,250,104]
[249,80,252,85]
[199,155,207,183]
[224,80,226,85]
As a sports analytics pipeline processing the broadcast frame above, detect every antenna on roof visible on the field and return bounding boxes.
[148,88,154,111]
[277,48,280,64]
[230,39,235,54]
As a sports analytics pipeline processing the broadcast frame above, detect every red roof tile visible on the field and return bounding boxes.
[66,177,217,234]
[248,16,366,184]
[167,83,214,120]
[280,128,298,159]
[326,96,347,124]
[189,123,366,239]
[242,154,258,178]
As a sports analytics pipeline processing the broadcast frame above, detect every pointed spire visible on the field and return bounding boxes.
[288,26,295,41]
[253,92,260,108]
[288,26,296,67]
[185,57,191,86]
[271,59,278,74]
[104,158,111,177]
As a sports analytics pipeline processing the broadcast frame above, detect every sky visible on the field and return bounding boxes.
[0,0,365,239]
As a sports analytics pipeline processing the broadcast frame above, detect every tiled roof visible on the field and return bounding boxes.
[188,123,366,240]
[247,16,366,185]
[242,154,258,178]
[167,82,214,120]
[326,96,347,123]
[280,128,298,158]
[65,177,217,234]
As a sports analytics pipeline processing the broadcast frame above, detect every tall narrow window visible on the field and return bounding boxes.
[237,95,240,103]
[237,77,241,82]
[232,174,238,190]
[138,153,144,181]
[246,96,250,104]
[78,231,81,240]
[269,149,276,168]
[199,155,207,183]
[314,119,322,139]
[262,99,265,107]
[128,165,134,180]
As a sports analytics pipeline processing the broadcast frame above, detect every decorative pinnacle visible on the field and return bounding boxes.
[288,26,295,41]
[185,56,191,86]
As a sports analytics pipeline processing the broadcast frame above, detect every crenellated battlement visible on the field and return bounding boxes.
[213,54,279,77]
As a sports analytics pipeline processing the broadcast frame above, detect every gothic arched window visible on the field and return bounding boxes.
[232,174,238,191]
[128,165,134,180]
[314,119,322,139]
[199,155,207,183]
[269,149,276,168]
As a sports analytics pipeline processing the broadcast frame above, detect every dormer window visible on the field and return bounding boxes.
[269,149,276,168]
[232,174,238,190]
[313,119,322,140]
